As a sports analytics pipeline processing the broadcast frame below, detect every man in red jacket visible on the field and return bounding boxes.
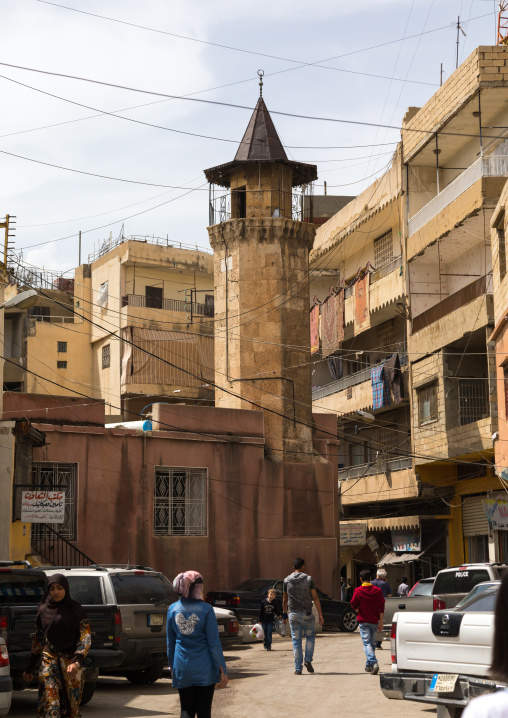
[350,569,385,675]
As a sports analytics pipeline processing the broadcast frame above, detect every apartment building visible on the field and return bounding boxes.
[4,237,215,422]
[404,46,507,566]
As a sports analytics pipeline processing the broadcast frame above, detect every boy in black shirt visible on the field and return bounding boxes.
[259,588,282,650]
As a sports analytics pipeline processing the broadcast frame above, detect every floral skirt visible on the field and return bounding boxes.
[37,652,83,718]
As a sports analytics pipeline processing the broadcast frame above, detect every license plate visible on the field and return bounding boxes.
[148,614,164,626]
[215,600,226,605]
[218,625,225,633]
[430,674,459,693]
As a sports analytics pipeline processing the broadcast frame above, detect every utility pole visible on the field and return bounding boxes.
[456,16,467,70]
[440,63,444,87]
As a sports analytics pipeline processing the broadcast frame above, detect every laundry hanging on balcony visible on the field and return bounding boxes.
[327,355,343,381]
[310,298,320,355]
[321,287,344,357]
[353,264,371,333]
[371,365,389,410]
[384,352,405,404]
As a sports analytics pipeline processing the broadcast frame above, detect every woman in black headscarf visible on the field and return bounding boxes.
[23,573,91,717]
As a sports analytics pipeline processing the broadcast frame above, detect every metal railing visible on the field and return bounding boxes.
[32,524,95,566]
[122,294,214,317]
[88,235,213,263]
[208,190,308,225]
[458,378,489,426]
[312,352,407,400]
[408,155,508,236]
[338,456,412,481]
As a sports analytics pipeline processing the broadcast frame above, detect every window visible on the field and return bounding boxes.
[458,379,488,426]
[418,383,437,425]
[110,574,178,605]
[374,231,393,269]
[495,211,506,280]
[232,186,246,218]
[349,442,370,466]
[153,467,207,536]
[377,320,395,354]
[57,341,67,353]
[146,285,163,309]
[57,360,67,369]
[65,576,103,605]
[204,295,214,317]
[32,463,77,540]
[102,344,110,369]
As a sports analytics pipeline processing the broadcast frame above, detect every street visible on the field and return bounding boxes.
[8,633,432,717]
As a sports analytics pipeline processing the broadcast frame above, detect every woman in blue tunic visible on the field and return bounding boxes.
[168,571,228,718]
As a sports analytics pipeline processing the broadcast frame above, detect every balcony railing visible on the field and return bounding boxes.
[312,353,407,400]
[208,190,307,225]
[338,456,412,480]
[408,155,508,236]
[122,294,214,317]
[412,275,491,334]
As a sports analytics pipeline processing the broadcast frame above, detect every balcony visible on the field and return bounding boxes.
[412,275,491,334]
[121,294,214,317]
[312,354,407,415]
[339,457,417,505]
[408,156,508,238]
[343,256,404,329]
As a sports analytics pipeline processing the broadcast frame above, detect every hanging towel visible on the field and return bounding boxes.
[354,271,370,331]
[371,365,390,410]
[322,288,344,357]
[384,353,404,404]
[328,356,343,381]
[310,302,320,355]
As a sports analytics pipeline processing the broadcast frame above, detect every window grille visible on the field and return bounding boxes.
[418,383,437,425]
[377,320,395,354]
[458,378,488,426]
[374,231,393,269]
[102,344,110,369]
[57,341,67,353]
[32,463,77,540]
[154,467,207,536]
[57,360,67,369]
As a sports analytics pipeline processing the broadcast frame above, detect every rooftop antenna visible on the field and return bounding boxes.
[456,16,467,69]
[257,69,264,97]
[498,1,508,44]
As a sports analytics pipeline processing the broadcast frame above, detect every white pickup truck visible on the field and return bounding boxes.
[380,583,507,718]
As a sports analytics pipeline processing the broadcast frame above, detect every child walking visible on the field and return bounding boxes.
[258,588,282,651]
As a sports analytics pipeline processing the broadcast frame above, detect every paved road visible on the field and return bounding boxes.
[9,633,433,717]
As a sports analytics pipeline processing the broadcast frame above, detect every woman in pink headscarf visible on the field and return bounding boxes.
[167,571,228,718]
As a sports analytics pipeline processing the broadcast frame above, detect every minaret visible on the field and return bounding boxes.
[205,74,318,461]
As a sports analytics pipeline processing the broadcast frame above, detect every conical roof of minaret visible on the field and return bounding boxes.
[234,97,288,162]
[204,97,317,188]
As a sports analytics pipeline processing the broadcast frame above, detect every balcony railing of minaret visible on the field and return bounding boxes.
[208,184,315,226]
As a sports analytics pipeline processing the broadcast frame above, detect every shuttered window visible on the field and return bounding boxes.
[462,495,489,537]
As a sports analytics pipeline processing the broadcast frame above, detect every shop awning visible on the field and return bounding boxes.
[366,515,420,531]
[377,550,424,566]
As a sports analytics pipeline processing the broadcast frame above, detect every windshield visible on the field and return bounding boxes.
[409,579,434,597]
[111,573,178,605]
[454,582,498,609]
[234,579,273,592]
[457,585,499,612]
[0,571,47,604]
[433,568,490,595]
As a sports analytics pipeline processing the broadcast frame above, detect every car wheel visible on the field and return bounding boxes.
[124,660,165,685]
[80,681,96,705]
[339,609,358,632]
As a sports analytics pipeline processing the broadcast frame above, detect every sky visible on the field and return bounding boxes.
[0,0,500,276]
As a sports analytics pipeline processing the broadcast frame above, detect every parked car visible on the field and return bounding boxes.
[43,565,176,686]
[213,607,241,649]
[381,582,504,718]
[206,578,358,632]
[0,638,12,718]
[1,561,122,707]
[382,577,435,632]
[432,562,508,609]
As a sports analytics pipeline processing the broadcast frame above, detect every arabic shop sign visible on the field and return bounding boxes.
[482,498,508,531]
[391,529,421,552]
[21,491,65,523]
[340,522,366,546]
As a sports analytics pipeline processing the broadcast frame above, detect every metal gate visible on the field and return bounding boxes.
[32,463,77,540]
